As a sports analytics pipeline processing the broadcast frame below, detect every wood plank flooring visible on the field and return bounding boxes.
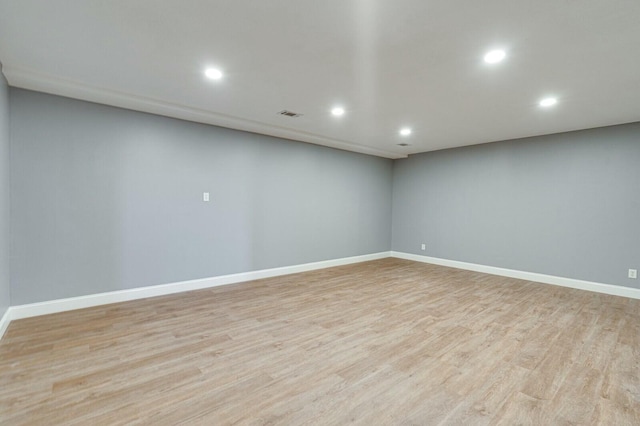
[1,258,639,425]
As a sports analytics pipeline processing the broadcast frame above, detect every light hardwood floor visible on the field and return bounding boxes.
[1,258,639,425]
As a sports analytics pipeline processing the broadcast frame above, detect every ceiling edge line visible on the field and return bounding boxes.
[2,65,406,160]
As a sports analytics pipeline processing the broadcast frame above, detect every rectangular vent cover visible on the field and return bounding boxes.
[278,110,303,118]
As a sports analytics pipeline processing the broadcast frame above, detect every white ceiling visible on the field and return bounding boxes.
[1,1,639,159]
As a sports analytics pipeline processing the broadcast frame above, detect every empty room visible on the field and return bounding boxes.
[0,1,639,424]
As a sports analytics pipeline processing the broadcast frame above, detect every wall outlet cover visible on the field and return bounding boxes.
[629,269,638,279]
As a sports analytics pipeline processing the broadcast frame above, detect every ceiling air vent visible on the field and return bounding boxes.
[278,110,303,118]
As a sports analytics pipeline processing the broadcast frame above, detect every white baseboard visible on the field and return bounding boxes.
[8,252,391,322]
[4,250,638,342]
[0,308,11,340]
[391,251,640,300]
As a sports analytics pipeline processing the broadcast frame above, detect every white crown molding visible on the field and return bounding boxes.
[391,251,640,300]
[7,252,392,322]
[2,65,405,160]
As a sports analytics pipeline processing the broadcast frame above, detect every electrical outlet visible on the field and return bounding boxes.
[421,244,426,251]
[203,192,210,202]
[629,269,638,279]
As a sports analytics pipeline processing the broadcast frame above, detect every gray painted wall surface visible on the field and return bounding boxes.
[0,69,10,317]
[392,123,640,289]
[10,89,393,304]
[8,87,640,306]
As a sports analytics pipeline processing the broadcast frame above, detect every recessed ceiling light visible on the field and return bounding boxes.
[204,68,223,80]
[400,128,412,136]
[539,97,558,108]
[484,49,506,64]
[331,107,345,116]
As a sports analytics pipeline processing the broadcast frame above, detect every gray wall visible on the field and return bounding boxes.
[0,67,9,317]
[392,123,640,289]
[8,87,640,306]
[10,89,393,304]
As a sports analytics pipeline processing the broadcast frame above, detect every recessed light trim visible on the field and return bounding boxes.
[205,68,223,80]
[400,128,412,136]
[484,49,506,64]
[331,107,345,117]
[539,97,558,108]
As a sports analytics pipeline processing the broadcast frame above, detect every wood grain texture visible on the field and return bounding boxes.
[1,258,639,425]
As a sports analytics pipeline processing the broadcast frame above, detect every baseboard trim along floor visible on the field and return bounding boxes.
[391,251,640,301]
[0,308,10,341]
[1,251,390,339]
[2,250,638,341]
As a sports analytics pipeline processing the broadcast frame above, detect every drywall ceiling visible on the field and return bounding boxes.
[1,1,639,159]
